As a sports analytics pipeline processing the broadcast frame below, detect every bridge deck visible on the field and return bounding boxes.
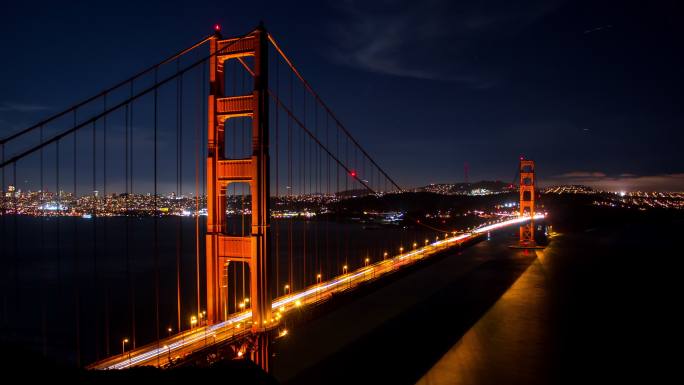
[88,215,543,370]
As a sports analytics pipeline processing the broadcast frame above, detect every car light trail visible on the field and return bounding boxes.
[94,214,544,370]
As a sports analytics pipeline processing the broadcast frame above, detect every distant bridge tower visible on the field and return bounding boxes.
[205,25,272,339]
[519,158,535,245]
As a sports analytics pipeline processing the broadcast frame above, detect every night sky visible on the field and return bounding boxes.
[2,0,683,191]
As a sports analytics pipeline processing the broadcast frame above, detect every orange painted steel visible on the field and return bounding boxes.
[206,27,272,337]
[519,159,536,244]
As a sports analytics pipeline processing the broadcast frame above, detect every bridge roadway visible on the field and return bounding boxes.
[88,214,544,370]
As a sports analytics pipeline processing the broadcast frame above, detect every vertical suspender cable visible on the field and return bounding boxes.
[124,101,132,347]
[55,137,61,339]
[288,70,293,289]
[103,94,110,357]
[314,104,319,278]
[194,65,200,320]
[344,132,349,268]
[176,59,183,332]
[302,85,306,287]
[202,60,208,317]
[130,82,137,348]
[92,119,99,360]
[39,125,47,356]
[73,111,81,366]
[325,113,330,279]
[12,161,18,314]
[153,67,161,364]
[0,143,4,327]
[274,54,280,297]
[194,65,201,321]
[55,136,62,351]
[241,65,246,304]
[232,60,238,311]
[335,120,340,273]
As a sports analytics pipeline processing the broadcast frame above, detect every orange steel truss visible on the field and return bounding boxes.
[519,159,535,244]
[206,26,272,333]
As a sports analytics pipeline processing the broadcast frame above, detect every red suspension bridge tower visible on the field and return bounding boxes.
[205,26,272,332]
[519,158,536,245]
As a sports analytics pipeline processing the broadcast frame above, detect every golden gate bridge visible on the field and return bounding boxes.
[0,24,541,371]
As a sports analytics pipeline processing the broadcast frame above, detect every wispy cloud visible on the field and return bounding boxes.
[326,0,560,86]
[557,171,607,178]
[0,102,51,112]
[547,171,684,192]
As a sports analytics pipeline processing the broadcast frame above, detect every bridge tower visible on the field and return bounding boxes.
[206,26,272,335]
[519,158,535,245]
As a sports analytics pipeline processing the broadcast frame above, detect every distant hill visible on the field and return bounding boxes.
[332,190,518,215]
